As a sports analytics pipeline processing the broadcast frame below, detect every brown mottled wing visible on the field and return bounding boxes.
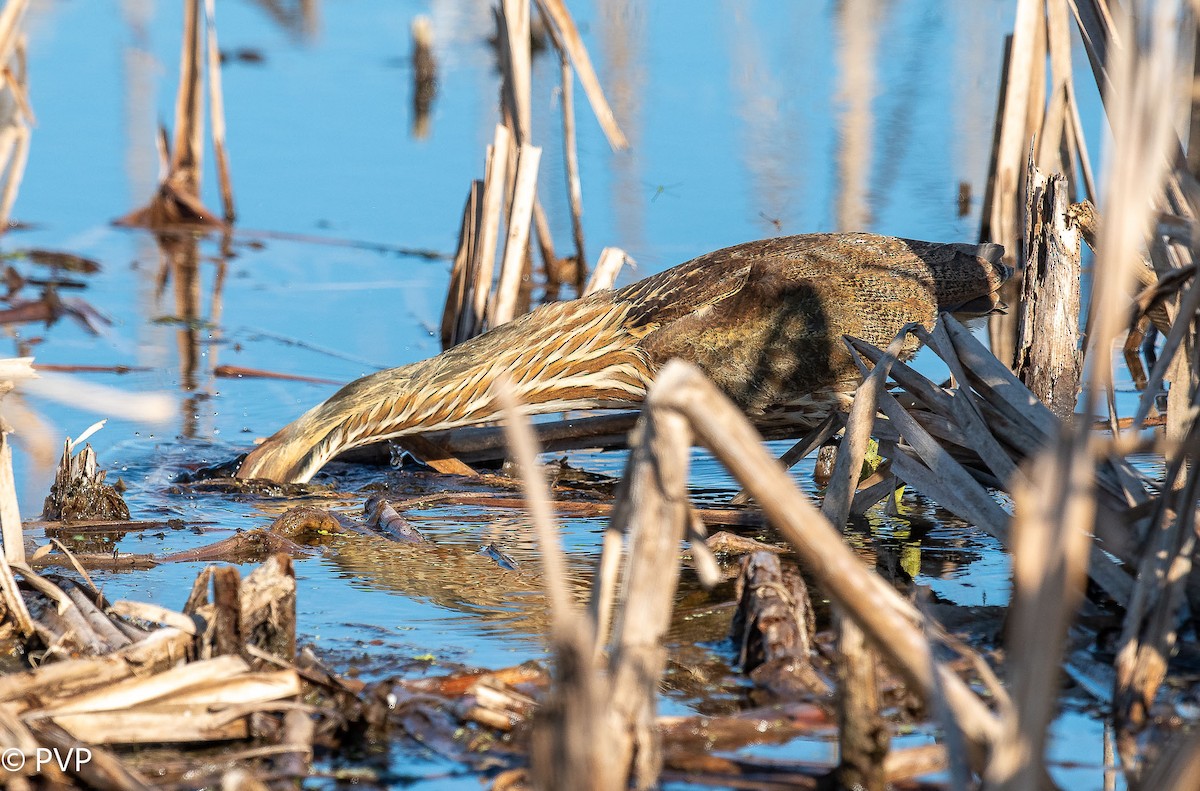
[612,251,754,329]
[634,259,854,415]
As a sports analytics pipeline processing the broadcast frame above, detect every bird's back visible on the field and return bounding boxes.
[236,232,1007,483]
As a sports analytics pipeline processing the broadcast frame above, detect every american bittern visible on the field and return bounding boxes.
[238,233,1009,483]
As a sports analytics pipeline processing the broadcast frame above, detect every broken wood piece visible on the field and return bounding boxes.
[42,438,129,523]
[583,247,628,295]
[1015,160,1082,418]
[833,613,889,791]
[392,434,476,476]
[730,551,829,700]
[239,554,296,661]
[363,496,425,543]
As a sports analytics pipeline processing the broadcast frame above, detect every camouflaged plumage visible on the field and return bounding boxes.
[237,233,1009,483]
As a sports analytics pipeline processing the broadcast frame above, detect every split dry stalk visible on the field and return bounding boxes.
[0,0,31,231]
[983,428,1094,790]
[539,4,587,289]
[982,0,1093,365]
[1014,159,1082,418]
[442,181,482,349]
[119,0,233,228]
[533,0,629,151]
[492,144,542,326]
[459,124,512,341]
[203,0,235,222]
[496,380,603,791]
[582,246,628,295]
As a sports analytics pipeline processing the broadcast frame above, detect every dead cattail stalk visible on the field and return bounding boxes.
[458,125,512,342]
[833,614,889,791]
[172,0,204,196]
[492,144,542,327]
[119,0,233,228]
[1014,159,1082,418]
[983,428,1094,790]
[442,181,482,349]
[538,5,588,289]
[203,0,234,221]
[823,325,917,530]
[597,376,693,790]
[533,0,629,151]
[0,0,31,231]
[582,246,628,295]
[496,379,602,791]
[410,15,437,139]
[499,0,531,143]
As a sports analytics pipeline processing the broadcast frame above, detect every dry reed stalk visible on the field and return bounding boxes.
[833,614,888,791]
[597,374,693,790]
[533,0,629,151]
[538,2,587,288]
[118,0,230,228]
[1141,729,1200,790]
[823,325,916,530]
[834,0,876,233]
[172,0,204,196]
[983,429,1094,790]
[582,246,628,295]
[492,144,542,327]
[0,0,30,231]
[458,125,512,342]
[442,181,482,349]
[500,0,531,142]
[982,0,1043,366]
[1070,7,1192,776]
[1014,160,1082,418]
[530,197,561,294]
[496,379,602,791]
[203,0,234,222]
[410,16,437,139]
[560,51,585,290]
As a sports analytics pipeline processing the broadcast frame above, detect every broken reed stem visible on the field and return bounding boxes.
[533,0,629,151]
[531,195,560,293]
[583,247,627,295]
[0,423,22,565]
[834,613,889,791]
[500,0,531,144]
[171,0,204,194]
[0,0,30,231]
[442,181,482,349]
[539,7,588,288]
[1015,161,1082,419]
[823,324,916,530]
[600,381,693,790]
[492,144,542,327]
[646,361,1001,760]
[561,54,586,292]
[461,125,512,342]
[203,0,235,222]
[984,428,1094,790]
[495,379,575,630]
